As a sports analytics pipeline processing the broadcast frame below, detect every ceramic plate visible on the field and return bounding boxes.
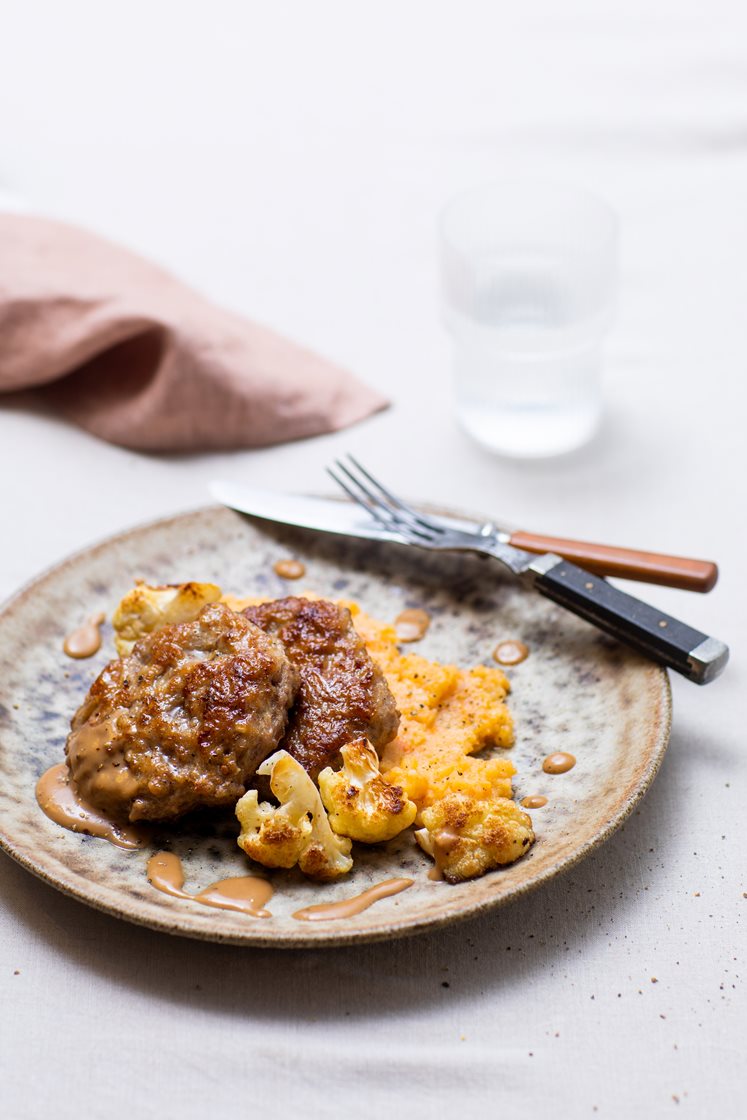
[0,506,671,947]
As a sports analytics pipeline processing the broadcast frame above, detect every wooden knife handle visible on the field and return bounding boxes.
[508,531,718,593]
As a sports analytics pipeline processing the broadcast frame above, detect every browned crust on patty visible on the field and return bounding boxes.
[244,597,400,780]
[66,603,298,821]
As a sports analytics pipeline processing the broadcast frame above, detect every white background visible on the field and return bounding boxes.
[0,2,744,1117]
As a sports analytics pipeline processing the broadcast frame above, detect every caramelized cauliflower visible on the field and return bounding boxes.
[235,750,352,881]
[318,737,417,843]
[113,581,222,655]
[415,792,534,883]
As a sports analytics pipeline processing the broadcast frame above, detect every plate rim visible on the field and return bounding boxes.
[0,504,673,948]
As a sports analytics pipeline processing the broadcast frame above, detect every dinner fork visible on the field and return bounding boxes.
[326,455,729,685]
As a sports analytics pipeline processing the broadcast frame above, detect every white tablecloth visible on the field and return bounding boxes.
[1,3,744,1116]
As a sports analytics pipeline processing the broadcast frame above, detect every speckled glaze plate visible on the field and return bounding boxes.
[0,506,671,947]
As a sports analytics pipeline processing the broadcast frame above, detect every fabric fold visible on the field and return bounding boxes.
[0,214,387,451]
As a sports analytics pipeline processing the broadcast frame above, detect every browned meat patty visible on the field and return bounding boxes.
[66,602,298,822]
[243,597,400,780]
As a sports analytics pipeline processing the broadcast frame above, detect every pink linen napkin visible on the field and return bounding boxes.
[0,213,387,451]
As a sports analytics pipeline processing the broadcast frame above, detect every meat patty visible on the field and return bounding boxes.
[243,597,400,780]
[66,602,298,822]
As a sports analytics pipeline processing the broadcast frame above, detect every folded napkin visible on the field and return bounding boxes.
[0,213,386,451]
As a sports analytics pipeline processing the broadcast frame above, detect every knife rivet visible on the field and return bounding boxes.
[658,620,668,628]
[585,581,594,590]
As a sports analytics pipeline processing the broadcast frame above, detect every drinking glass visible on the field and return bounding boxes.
[439,181,619,457]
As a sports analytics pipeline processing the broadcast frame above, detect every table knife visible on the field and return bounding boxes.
[211,479,728,684]
[210,481,718,592]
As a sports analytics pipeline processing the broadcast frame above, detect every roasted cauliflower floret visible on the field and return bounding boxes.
[415,792,534,883]
[113,581,222,655]
[236,750,352,881]
[318,737,417,843]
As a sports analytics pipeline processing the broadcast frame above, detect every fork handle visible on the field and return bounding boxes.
[526,555,728,684]
[509,531,718,593]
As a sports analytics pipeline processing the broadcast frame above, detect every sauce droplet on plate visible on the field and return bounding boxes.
[542,752,576,775]
[63,612,105,659]
[147,851,273,918]
[292,877,414,921]
[395,609,430,643]
[36,762,148,850]
[273,559,306,580]
[146,850,187,896]
[492,639,529,666]
[521,795,548,809]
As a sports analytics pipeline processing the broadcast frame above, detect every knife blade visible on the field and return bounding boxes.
[210,480,490,544]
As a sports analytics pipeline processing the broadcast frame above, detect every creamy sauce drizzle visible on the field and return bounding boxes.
[424,827,463,877]
[36,762,147,850]
[273,559,306,580]
[147,851,273,918]
[65,715,140,809]
[433,827,461,854]
[492,639,529,666]
[292,877,414,921]
[542,752,576,775]
[395,608,431,643]
[63,612,105,659]
[521,795,548,809]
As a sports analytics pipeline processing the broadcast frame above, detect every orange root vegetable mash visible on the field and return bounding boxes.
[346,604,515,815]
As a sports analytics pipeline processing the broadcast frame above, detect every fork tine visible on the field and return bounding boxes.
[328,460,434,542]
[327,462,417,536]
[342,454,446,535]
[332,461,401,527]
[325,465,392,530]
